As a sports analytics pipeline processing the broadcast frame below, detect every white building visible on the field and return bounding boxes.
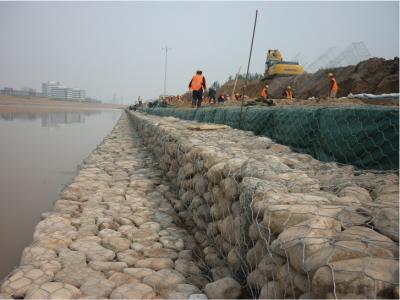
[42,81,61,98]
[49,86,70,100]
[41,81,86,101]
[71,88,86,100]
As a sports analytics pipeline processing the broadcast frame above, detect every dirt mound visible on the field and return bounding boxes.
[219,57,399,99]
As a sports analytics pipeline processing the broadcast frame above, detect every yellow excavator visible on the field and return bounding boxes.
[262,49,304,80]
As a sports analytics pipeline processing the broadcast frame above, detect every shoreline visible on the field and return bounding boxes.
[0,95,125,113]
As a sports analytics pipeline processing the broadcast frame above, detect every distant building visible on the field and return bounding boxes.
[1,87,37,97]
[42,81,61,98]
[71,88,86,101]
[41,81,86,101]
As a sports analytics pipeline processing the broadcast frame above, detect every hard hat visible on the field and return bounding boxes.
[266,85,269,88]
[287,86,291,89]
[328,73,334,77]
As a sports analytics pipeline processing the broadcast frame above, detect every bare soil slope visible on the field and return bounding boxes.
[219,57,399,99]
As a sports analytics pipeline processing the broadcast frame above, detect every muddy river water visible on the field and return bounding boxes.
[0,109,122,280]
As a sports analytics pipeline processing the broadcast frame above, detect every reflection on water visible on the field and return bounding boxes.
[0,109,122,280]
[0,111,102,127]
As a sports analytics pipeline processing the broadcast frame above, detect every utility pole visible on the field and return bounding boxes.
[239,10,258,129]
[162,46,171,97]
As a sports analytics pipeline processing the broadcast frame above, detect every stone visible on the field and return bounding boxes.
[123,268,156,279]
[218,215,240,245]
[142,269,186,290]
[36,235,74,251]
[194,174,208,195]
[247,269,269,289]
[311,257,399,298]
[205,253,225,268]
[117,225,137,239]
[108,272,140,286]
[58,248,86,266]
[88,261,128,272]
[207,162,225,184]
[248,222,260,241]
[69,240,115,261]
[80,277,116,298]
[54,265,105,288]
[211,266,231,281]
[140,221,161,233]
[143,247,178,260]
[220,177,239,201]
[335,225,397,253]
[33,216,76,242]
[248,136,273,149]
[110,283,156,299]
[175,284,201,297]
[25,282,81,299]
[189,294,208,299]
[182,163,195,178]
[160,236,184,251]
[246,240,268,269]
[373,208,399,241]
[134,258,174,270]
[29,260,62,275]
[227,248,241,272]
[130,228,159,243]
[77,224,98,237]
[263,204,318,234]
[335,206,372,228]
[20,247,57,265]
[178,250,193,260]
[204,277,241,299]
[259,281,284,299]
[271,216,341,271]
[0,266,53,298]
[174,259,202,276]
[117,249,143,266]
[98,229,122,239]
[339,186,372,203]
[101,236,131,252]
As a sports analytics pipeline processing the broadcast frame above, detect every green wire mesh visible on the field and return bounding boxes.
[140,106,399,170]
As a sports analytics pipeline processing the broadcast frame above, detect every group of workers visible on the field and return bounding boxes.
[188,70,340,108]
[260,84,294,100]
[260,73,339,101]
[188,70,242,108]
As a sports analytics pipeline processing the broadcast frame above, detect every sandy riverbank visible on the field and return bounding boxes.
[0,95,124,113]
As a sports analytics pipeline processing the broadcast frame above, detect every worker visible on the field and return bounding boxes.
[328,73,339,98]
[234,92,241,101]
[188,70,207,108]
[261,84,269,99]
[208,87,216,105]
[217,93,225,104]
[283,86,294,100]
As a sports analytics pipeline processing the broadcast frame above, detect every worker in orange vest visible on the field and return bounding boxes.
[283,86,294,100]
[261,84,269,99]
[188,70,207,108]
[328,73,339,98]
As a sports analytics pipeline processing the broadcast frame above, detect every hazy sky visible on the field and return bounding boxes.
[0,1,398,103]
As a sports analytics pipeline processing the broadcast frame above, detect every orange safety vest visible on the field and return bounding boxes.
[191,75,204,91]
[261,87,268,98]
[285,90,293,99]
[330,78,338,93]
